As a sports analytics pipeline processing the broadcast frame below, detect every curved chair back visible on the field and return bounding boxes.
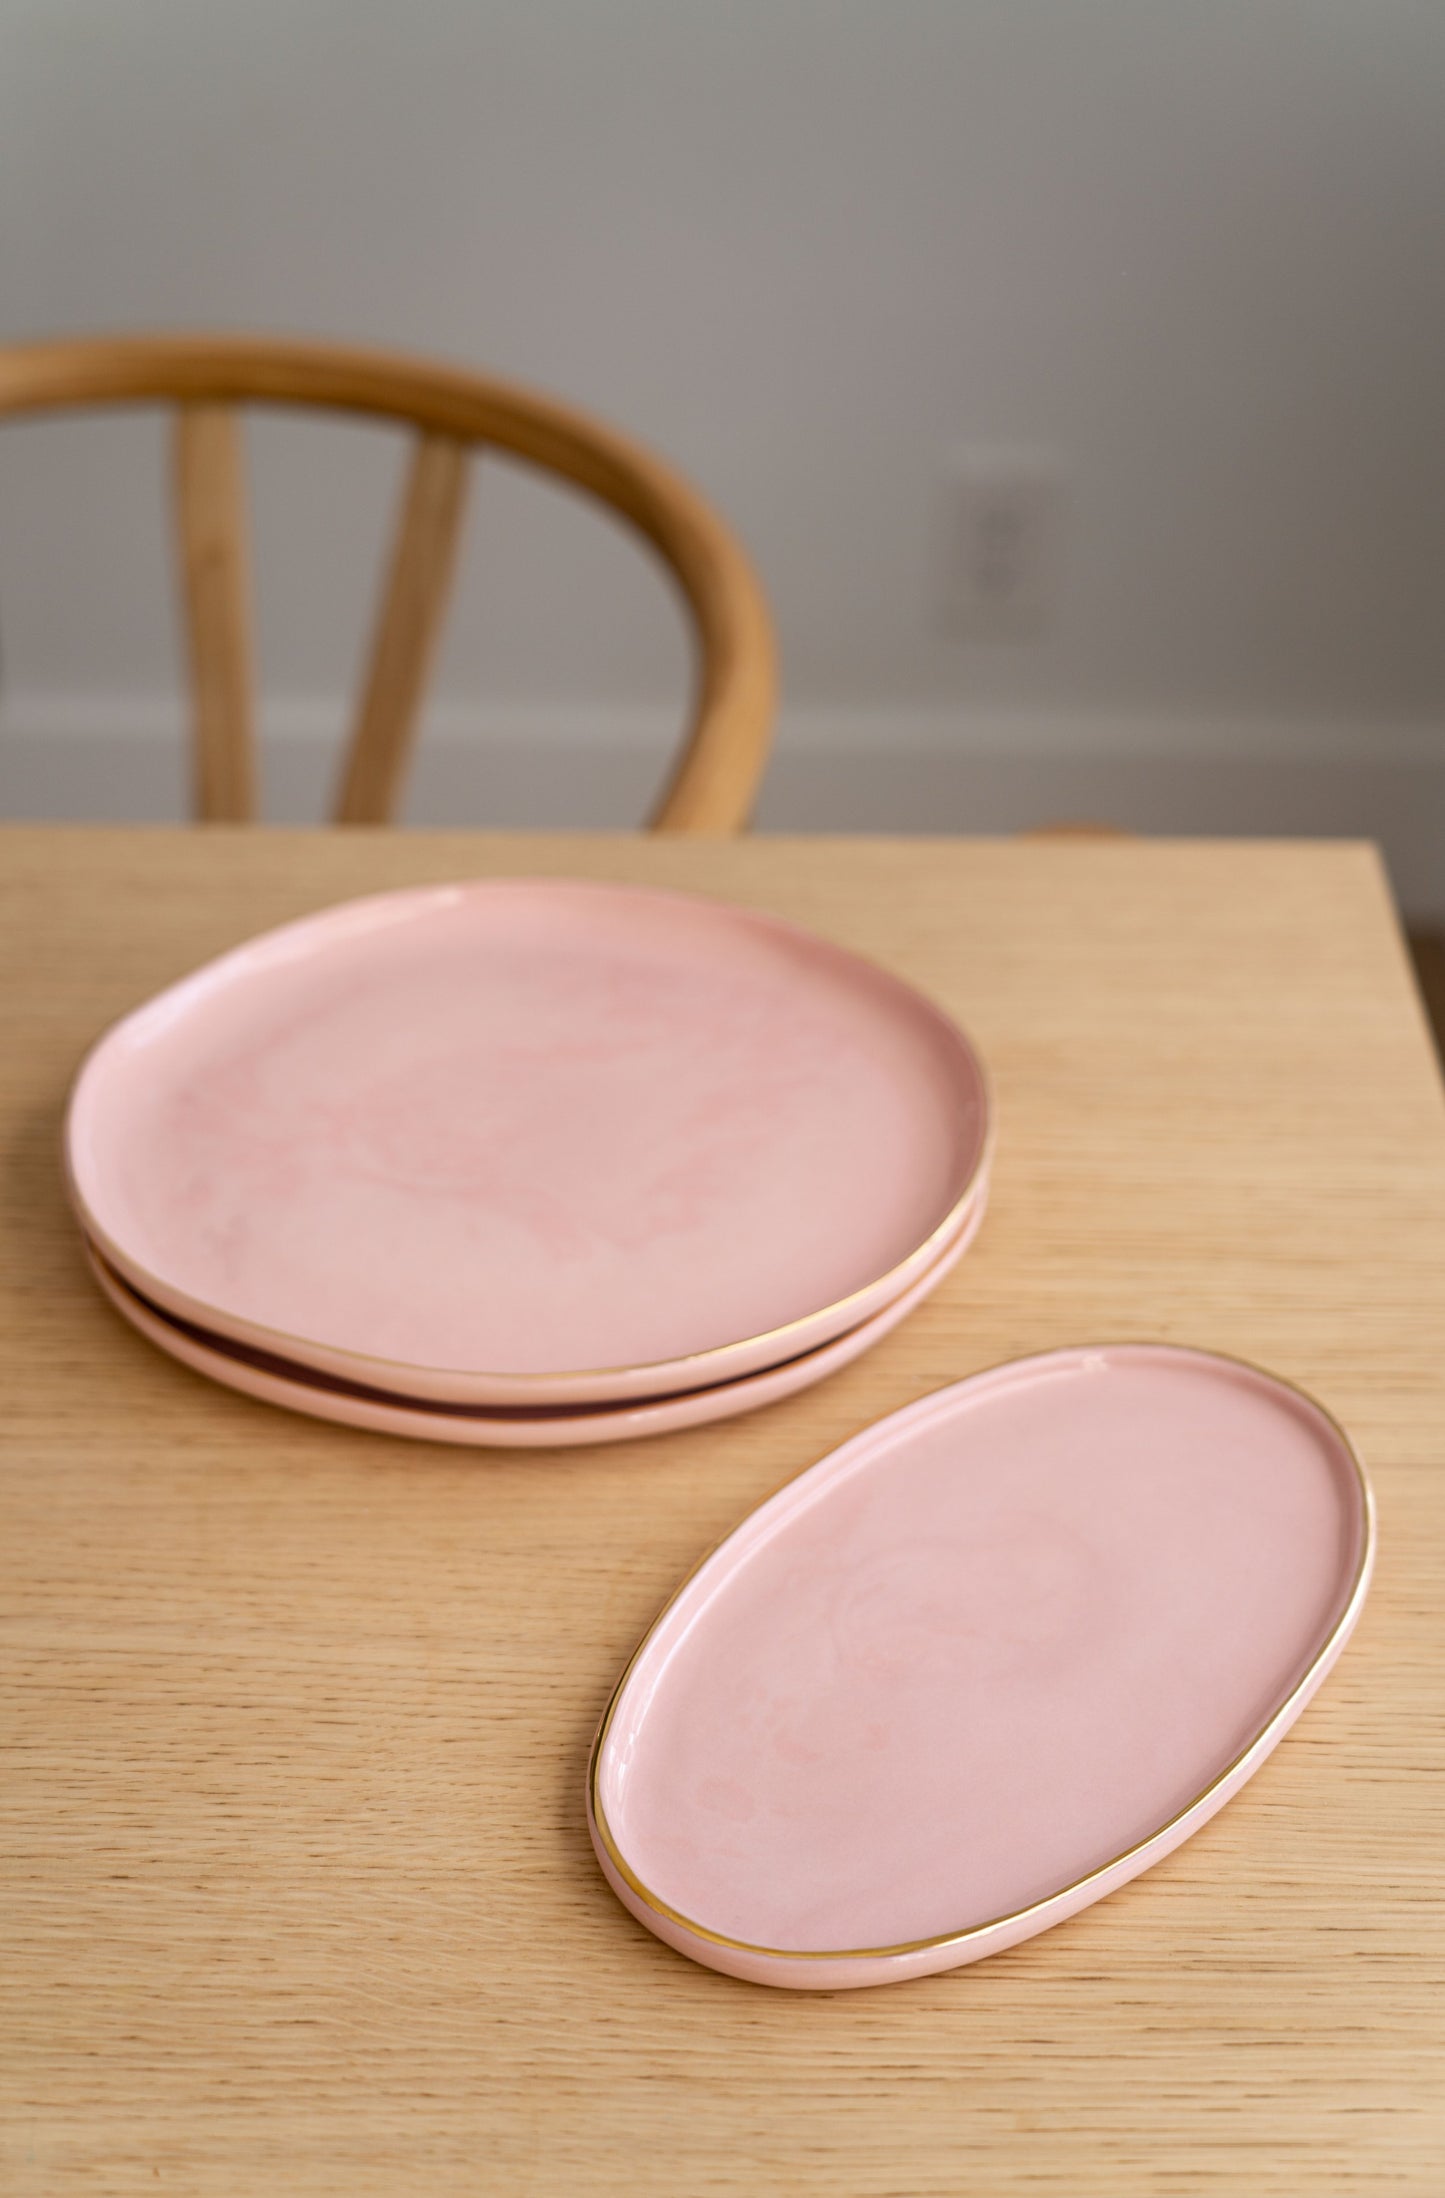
[0,335,777,832]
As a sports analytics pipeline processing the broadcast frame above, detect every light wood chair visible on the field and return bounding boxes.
[0,335,776,832]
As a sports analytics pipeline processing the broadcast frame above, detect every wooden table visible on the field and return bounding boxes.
[4,826,1444,2196]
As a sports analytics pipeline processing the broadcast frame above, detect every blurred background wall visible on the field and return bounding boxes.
[1,0,1442,913]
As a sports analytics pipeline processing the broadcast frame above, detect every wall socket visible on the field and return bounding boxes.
[941,455,1062,639]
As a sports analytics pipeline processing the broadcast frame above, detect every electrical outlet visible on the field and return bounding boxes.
[942,456,1062,639]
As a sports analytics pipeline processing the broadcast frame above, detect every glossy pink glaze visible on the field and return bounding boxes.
[81,1191,985,1449]
[65,880,990,1404]
[590,1346,1372,1987]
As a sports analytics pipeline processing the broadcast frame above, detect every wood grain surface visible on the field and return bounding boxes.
[2,826,1443,2196]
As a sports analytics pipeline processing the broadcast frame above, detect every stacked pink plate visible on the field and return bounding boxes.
[65,879,993,1446]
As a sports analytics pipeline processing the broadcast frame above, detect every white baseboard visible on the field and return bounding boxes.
[2,694,1442,920]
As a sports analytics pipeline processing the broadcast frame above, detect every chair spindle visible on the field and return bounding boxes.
[335,431,470,825]
[173,404,256,823]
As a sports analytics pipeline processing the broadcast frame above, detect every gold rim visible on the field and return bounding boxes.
[63,875,995,1394]
[83,1199,984,1419]
[587,1342,1375,1967]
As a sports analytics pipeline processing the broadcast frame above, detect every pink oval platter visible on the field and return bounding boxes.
[81,1191,986,1449]
[65,880,991,1407]
[589,1344,1373,1989]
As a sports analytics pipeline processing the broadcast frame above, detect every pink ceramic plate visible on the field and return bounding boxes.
[65,880,991,1407]
[81,1193,985,1449]
[590,1344,1373,1988]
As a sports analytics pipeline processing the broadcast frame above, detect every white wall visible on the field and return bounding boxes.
[1,2,1443,908]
